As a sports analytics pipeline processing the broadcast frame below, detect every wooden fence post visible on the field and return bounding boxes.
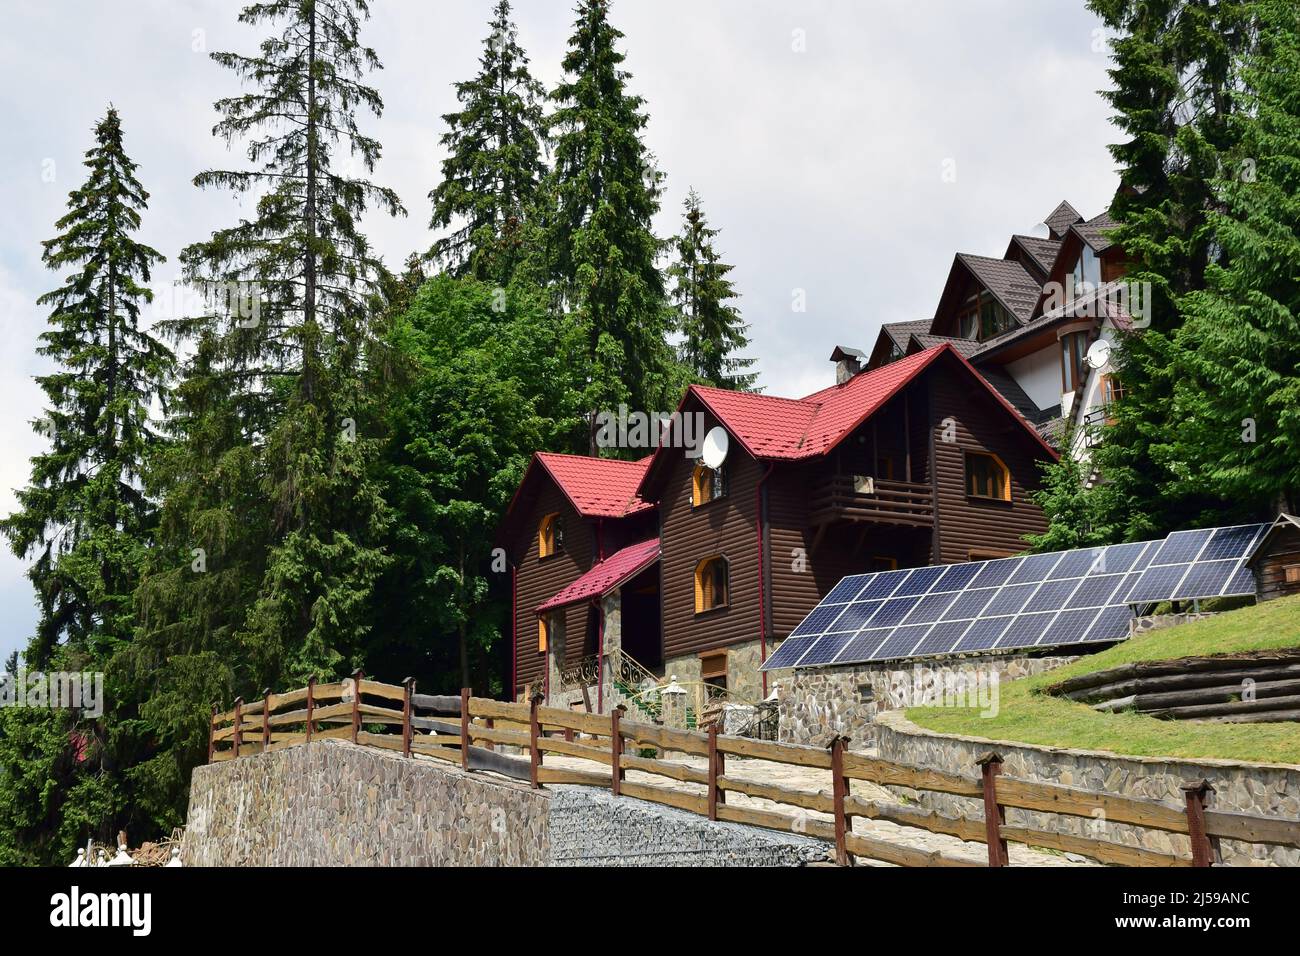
[829,735,853,866]
[232,697,243,757]
[402,677,414,758]
[485,717,495,752]
[1182,779,1216,867]
[460,687,471,771]
[610,705,625,797]
[261,688,272,752]
[977,751,1009,867]
[707,723,722,821]
[207,704,217,763]
[529,691,542,789]
[351,669,363,745]
[305,676,315,743]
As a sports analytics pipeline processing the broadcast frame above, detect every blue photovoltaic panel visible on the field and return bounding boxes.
[912,620,972,656]
[1172,560,1236,600]
[902,591,959,625]
[1201,524,1265,561]
[762,635,818,669]
[1126,564,1191,603]
[1008,552,1063,584]
[931,562,987,593]
[970,558,1023,589]
[822,574,873,604]
[893,565,947,596]
[797,632,855,666]
[954,616,1012,653]
[1151,529,1213,565]
[767,522,1266,671]
[1038,607,1100,644]
[1023,578,1082,613]
[828,600,885,632]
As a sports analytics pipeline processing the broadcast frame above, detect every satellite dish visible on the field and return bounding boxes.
[700,426,729,469]
[1085,338,1112,371]
[1029,221,1051,239]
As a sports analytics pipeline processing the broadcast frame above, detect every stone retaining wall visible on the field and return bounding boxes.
[183,739,830,867]
[776,652,1077,749]
[875,710,1300,866]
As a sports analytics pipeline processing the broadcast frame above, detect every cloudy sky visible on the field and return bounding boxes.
[0,0,1120,663]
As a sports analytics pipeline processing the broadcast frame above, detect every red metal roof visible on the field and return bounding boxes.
[535,537,661,613]
[535,452,654,518]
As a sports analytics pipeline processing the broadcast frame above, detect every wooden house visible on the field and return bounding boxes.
[497,344,1057,709]
[1246,515,1300,602]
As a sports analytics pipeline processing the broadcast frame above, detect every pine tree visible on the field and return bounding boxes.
[428,0,548,285]
[1,106,172,666]
[136,0,405,752]
[668,189,756,390]
[1168,0,1300,517]
[546,0,678,422]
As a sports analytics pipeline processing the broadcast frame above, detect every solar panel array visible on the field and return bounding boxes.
[762,522,1269,671]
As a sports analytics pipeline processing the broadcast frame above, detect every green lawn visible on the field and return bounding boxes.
[906,595,1300,766]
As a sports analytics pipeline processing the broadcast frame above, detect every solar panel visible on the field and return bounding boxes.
[765,522,1268,671]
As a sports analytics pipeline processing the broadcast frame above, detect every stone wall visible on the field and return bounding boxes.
[184,738,831,867]
[776,652,1078,749]
[875,710,1300,867]
[184,739,550,866]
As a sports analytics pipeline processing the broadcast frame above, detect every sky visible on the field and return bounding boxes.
[0,0,1120,663]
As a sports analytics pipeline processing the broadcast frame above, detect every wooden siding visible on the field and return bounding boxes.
[509,481,594,692]
[659,406,762,662]
[926,367,1049,562]
[1256,528,1300,602]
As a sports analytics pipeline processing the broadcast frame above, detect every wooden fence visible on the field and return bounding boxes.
[209,673,1300,868]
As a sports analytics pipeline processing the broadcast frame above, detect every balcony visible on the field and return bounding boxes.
[808,475,934,528]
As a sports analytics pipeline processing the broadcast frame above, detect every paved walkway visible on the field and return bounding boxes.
[545,750,1094,867]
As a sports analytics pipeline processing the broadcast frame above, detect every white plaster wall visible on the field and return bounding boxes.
[1005,346,1060,412]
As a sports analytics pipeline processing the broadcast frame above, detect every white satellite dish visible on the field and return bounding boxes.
[700,426,729,469]
[1085,338,1112,371]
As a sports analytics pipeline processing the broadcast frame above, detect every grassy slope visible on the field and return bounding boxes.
[906,595,1300,766]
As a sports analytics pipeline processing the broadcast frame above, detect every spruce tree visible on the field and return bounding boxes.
[668,189,756,390]
[0,107,172,863]
[137,0,404,729]
[1,106,172,666]
[1168,0,1300,517]
[428,0,548,285]
[546,0,677,421]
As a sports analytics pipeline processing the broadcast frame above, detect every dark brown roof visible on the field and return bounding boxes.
[1008,234,1062,276]
[977,365,1046,423]
[956,254,1041,324]
[1072,211,1119,254]
[1043,201,1083,239]
[880,319,931,352]
[908,332,982,359]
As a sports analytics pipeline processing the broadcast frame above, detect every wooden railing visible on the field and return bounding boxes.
[808,476,934,528]
[208,675,1300,868]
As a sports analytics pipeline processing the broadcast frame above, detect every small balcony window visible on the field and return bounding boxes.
[692,463,726,506]
[538,512,563,559]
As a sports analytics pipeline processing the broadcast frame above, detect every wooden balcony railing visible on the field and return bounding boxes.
[808,475,934,528]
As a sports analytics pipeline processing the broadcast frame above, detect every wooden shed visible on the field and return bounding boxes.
[1246,514,1300,602]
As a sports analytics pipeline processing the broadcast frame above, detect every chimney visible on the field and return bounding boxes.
[830,346,866,385]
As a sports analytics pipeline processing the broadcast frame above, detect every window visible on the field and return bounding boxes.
[538,512,562,558]
[966,452,1010,501]
[700,651,727,691]
[1100,373,1124,406]
[694,556,729,613]
[1285,565,1300,585]
[1060,331,1089,393]
[956,290,1014,341]
[538,615,551,653]
[874,456,895,480]
[1071,244,1102,297]
[869,556,898,572]
[692,463,726,506]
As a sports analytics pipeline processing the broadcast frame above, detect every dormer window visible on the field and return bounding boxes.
[1060,330,1089,393]
[538,512,563,559]
[1071,244,1102,298]
[956,290,1014,341]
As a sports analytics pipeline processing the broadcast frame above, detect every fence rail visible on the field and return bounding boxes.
[208,675,1300,868]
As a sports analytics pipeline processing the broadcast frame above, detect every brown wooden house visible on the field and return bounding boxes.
[497,344,1057,709]
[1246,514,1300,602]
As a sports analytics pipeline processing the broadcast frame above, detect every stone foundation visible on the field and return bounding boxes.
[775,652,1078,749]
[875,710,1300,867]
